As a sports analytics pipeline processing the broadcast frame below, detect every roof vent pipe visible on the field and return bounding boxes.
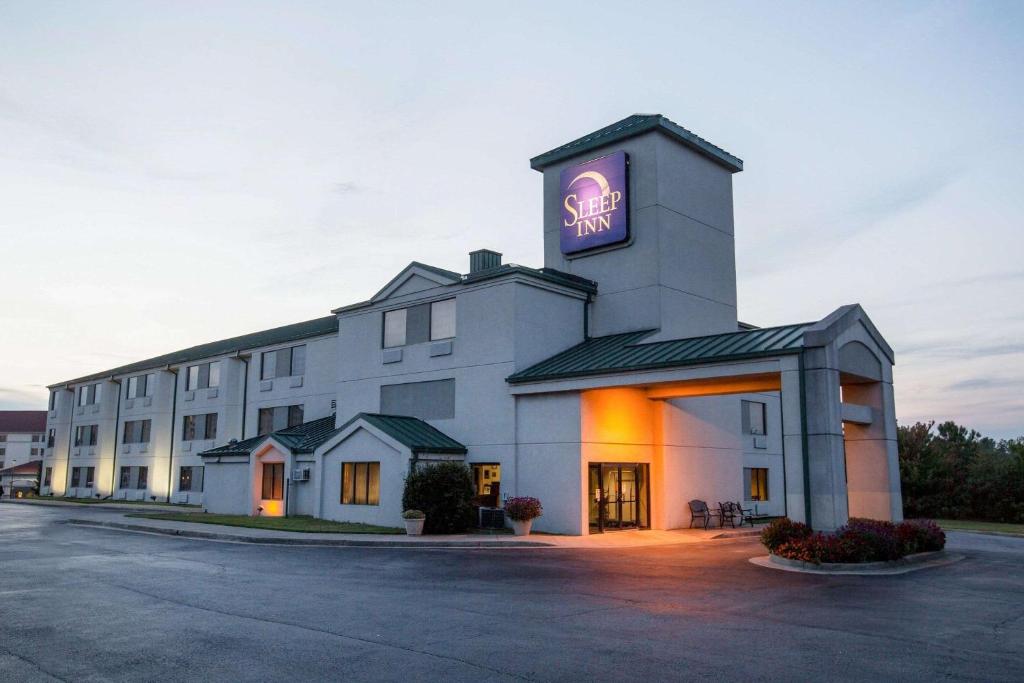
[469,249,502,274]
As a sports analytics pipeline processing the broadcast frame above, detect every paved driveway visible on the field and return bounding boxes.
[1,505,1021,681]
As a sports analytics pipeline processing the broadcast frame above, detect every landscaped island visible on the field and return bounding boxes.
[761,517,946,566]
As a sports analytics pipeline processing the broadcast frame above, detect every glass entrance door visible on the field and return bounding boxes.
[588,463,649,532]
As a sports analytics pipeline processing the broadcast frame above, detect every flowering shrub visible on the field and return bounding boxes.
[838,518,902,562]
[504,496,543,521]
[896,519,946,553]
[765,516,945,565]
[760,517,812,553]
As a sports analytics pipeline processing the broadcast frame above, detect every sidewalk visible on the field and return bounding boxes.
[61,511,764,549]
[1,497,190,513]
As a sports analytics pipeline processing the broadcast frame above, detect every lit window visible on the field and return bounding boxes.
[261,463,284,500]
[745,467,769,501]
[341,462,380,505]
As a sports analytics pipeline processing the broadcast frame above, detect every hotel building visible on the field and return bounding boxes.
[42,114,901,534]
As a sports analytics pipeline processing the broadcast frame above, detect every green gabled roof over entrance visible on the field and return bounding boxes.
[346,413,468,454]
[506,323,812,384]
[199,415,338,458]
[529,114,743,173]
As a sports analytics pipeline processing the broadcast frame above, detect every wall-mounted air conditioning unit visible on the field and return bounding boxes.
[291,468,310,482]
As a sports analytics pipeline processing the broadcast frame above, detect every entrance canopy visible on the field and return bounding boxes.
[508,304,901,532]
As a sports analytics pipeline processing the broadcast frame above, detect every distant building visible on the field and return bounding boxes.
[42,114,901,533]
[0,410,47,471]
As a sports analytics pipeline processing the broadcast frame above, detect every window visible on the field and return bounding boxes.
[70,467,81,487]
[382,299,456,348]
[31,434,41,442]
[118,465,150,490]
[0,448,5,456]
[0,434,5,442]
[185,362,220,391]
[380,379,455,420]
[47,428,56,447]
[257,405,304,436]
[30,448,41,456]
[85,467,95,488]
[745,467,769,501]
[179,466,204,492]
[49,392,57,410]
[44,467,52,487]
[78,383,102,406]
[742,400,767,435]
[341,462,380,505]
[383,308,407,348]
[260,344,306,380]
[261,463,284,500]
[74,425,98,447]
[126,373,155,399]
[182,413,218,441]
[430,299,456,340]
[471,463,501,503]
[122,419,152,444]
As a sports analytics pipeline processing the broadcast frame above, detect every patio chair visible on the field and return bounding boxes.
[718,502,739,528]
[734,501,755,527]
[688,500,720,529]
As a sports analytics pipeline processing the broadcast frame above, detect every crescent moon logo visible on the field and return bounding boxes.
[568,170,611,197]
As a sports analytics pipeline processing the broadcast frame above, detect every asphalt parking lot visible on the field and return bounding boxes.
[1,504,1021,682]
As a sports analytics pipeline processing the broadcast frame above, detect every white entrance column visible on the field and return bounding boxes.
[802,347,850,531]
[780,357,807,524]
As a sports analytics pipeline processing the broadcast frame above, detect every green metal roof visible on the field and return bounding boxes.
[530,114,743,173]
[506,323,812,384]
[199,415,338,458]
[54,316,339,387]
[347,413,467,454]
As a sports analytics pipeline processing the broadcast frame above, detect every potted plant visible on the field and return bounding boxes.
[403,509,426,536]
[504,496,542,536]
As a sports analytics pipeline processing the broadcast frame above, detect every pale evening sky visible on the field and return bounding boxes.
[0,1,1021,438]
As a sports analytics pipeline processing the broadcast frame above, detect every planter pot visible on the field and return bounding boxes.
[510,518,533,536]
[404,518,425,536]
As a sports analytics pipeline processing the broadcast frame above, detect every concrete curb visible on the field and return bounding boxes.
[1,498,196,513]
[750,551,964,576]
[64,519,556,548]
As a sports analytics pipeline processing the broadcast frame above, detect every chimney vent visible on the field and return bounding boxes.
[469,249,502,274]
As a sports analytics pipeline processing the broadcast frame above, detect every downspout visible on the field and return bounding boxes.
[239,357,249,440]
[63,386,75,495]
[108,378,122,498]
[798,350,813,528]
[777,381,789,520]
[165,368,179,503]
[583,293,592,340]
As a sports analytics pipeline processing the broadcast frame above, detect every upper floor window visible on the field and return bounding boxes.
[261,345,306,380]
[74,425,98,447]
[182,413,218,441]
[257,404,304,436]
[742,400,767,435]
[383,299,456,348]
[78,383,102,406]
[122,419,152,444]
[49,391,57,410]
[31,434,41,442]
[126,373,155,399]
[186,362,220,391]
[47,428,55,448]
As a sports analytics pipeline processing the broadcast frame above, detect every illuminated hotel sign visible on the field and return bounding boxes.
[560,151,629,255]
